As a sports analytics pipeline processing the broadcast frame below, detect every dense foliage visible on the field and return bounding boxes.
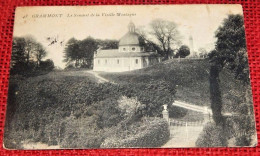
[11,36,54,76]
[196,122,228,147]
[4,72,172,149]
[102,59,217,107]
[209,14,249,124]
[102,58,252,120]
[64,37,98,69]
[196,114,257,147]
[175,45,190,58]
[63,37,118,69]
[205,14,255,146]
[101,117,170,148]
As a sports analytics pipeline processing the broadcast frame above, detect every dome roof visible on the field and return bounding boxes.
[119,22,145,46]
[119,32,145,46]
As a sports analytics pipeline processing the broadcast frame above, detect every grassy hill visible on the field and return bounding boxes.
[101,58,245,110]
[4,58,247,149]
[4,69,171,149]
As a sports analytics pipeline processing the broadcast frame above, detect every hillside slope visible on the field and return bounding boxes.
[101,58,244,108]
[4,69,173,149]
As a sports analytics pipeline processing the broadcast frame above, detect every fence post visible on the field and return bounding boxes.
[203,106,211,123]
[162,104,169,123]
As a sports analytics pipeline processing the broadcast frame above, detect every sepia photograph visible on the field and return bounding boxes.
[4,5,257,149]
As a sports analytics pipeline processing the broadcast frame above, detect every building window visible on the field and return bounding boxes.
[132,47,136,51]
[123,48,126,51]
[117,59,119,64]
[105,59,107,64]
[98,60,100,64]
[135,59,138,64]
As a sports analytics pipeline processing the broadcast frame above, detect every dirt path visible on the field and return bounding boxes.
[162,100,208,147]
[162,125,203,147]
[85,71,115,84]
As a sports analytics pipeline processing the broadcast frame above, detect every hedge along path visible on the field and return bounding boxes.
[85,70,116,84]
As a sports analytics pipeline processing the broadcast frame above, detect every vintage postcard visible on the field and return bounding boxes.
[4,5,257,149]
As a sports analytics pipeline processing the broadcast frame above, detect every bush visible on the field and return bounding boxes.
[120,79,176,116]
[60,115,105,148]
[196,115,257,147]
[226,115,256,146]
[195,122,228,147]
[64,64,75,70]
[168,105,188,118]
[39,59,54,71]
[101,117,170,148]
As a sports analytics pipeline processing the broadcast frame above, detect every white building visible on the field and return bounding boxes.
[93,22,161,72]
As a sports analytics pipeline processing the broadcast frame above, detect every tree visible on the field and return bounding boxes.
[136,27,164,55]
[176,45,190,58]
[64,37,99,69]
[150,19,181,59]
[96,39,118,50]
[63,38,80,67]
[79,37,98,68]
[209,59,224,125]
[11,37,27,70]
[208,14,254,146]
[11,36,49,75]
[24,36,38,65]
[34,43,47,67]
[209,14,247,125]
[198,48,207,58]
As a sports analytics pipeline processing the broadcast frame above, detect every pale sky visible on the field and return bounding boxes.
[13,5,243,68]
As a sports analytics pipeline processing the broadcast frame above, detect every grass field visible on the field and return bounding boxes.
[101,58,245,111]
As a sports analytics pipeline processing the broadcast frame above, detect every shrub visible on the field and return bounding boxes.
[64,64,75,70]
[226,115,256,146]
[60,115,105,148]
[101,117,170,148]
[93,98,124,129]
[196,115,256,147]
[117,96,145,117]
[120,79,176,117]
[39,59,54,71]
[168,105,188,118]
[195,122,228,147]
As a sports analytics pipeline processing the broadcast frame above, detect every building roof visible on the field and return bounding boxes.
[95,49,160,58]
[118,32,145,46]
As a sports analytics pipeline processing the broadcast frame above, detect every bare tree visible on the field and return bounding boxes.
[136,26,163,54]
[150,19,181,59]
